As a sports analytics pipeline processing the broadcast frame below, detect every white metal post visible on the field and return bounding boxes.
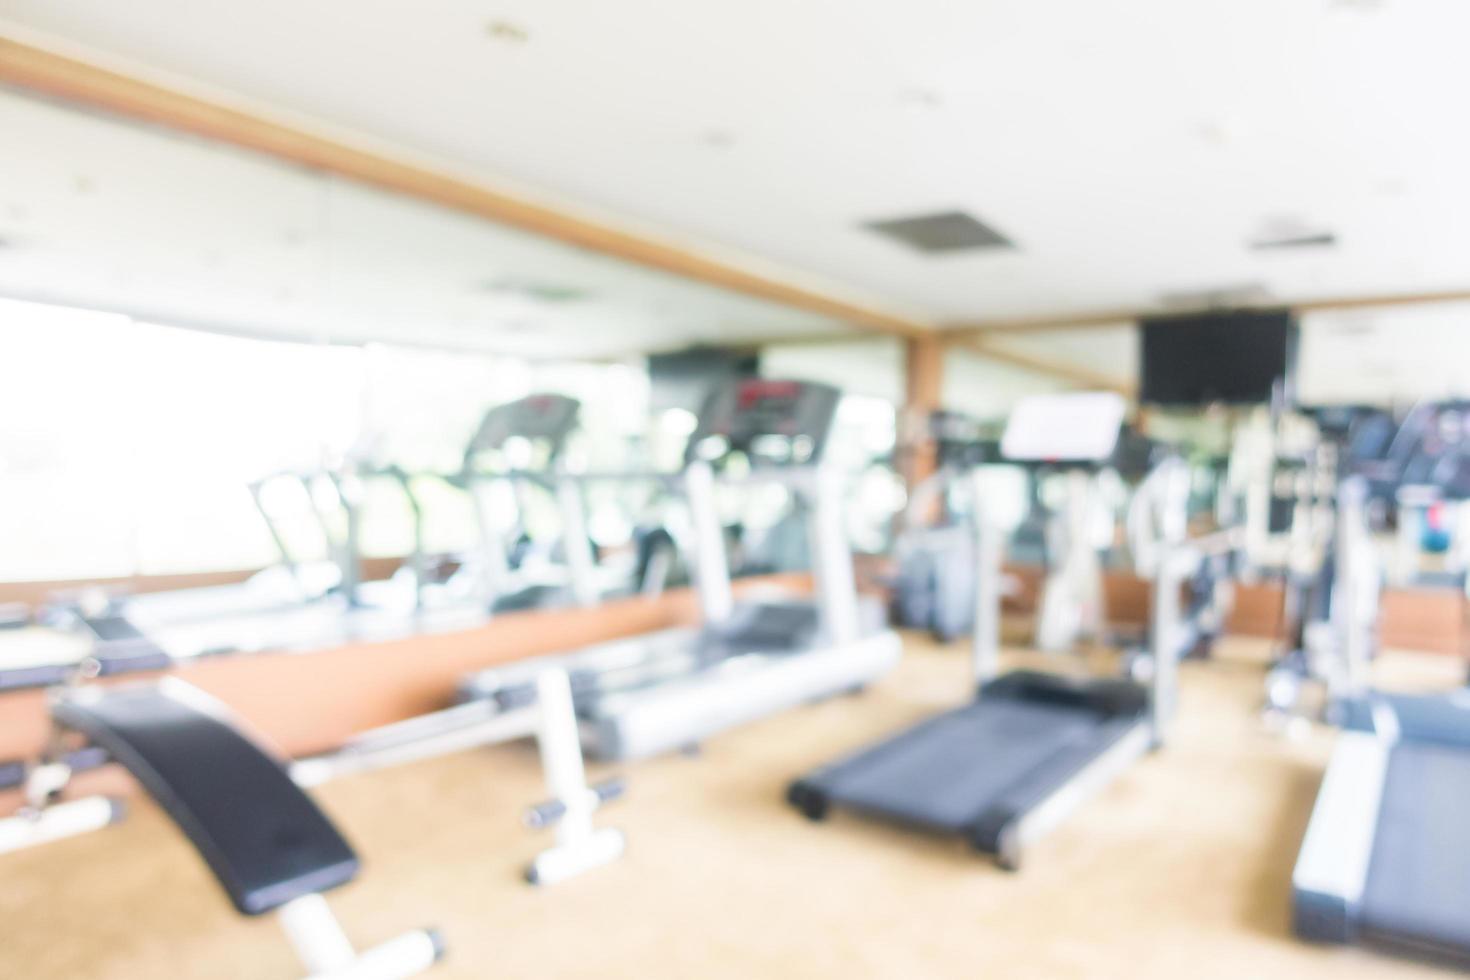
[684,461,734,624]
[1331,476,1375,700]
[808,465,860,647]
[526,668,624,885]
[971,469,1002,687]
[555,475,600,608]
[467,479,515,606]
[534,669,593,845]
[1149,544,1194,747]
[279,894,357,976]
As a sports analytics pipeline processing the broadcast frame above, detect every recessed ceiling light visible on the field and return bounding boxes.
[485,20,529,43]
[897,87,943,109]
[479,279,590,303]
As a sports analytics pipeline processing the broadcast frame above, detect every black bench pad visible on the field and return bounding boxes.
[53,680,358,915]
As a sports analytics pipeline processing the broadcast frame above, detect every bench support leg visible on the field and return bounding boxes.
[525,669,625,885]
[278,893,442,980]
[0,796,124,855]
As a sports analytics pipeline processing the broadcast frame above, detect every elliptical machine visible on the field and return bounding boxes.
[1264,406,1400,723]
[889,411,1004,643]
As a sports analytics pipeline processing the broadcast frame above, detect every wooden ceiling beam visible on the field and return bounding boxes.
[0,32,931,340]
[948,287,1470,338]
[951,335,1137,397]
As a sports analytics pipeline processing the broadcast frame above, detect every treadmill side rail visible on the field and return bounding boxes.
[1292,730,1390,943]
[985,720,1152,870]
[591,630,903,761]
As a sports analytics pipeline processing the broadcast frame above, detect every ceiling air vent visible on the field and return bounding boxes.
[1250,232,1337,251]
[863,210,1015,254]
[1156,282,1272,309]
[1249,215,1337,251]
[478,279,590,303]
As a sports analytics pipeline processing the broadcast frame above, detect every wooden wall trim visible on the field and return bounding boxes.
[0,557,407,609]
[0,32,929,340]
[0,572,813,783]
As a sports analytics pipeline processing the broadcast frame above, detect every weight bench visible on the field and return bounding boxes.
[1,679,442,979]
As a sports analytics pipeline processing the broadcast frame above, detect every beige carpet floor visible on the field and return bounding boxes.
[1,633,1463,978]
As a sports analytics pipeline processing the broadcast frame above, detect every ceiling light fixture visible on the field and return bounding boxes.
[485,20,530,43]
[1249,215,1337,251]
[479,279,590,303]
[897,87,944,109]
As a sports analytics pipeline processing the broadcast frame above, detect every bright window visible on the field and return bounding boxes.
[0,299,651,582]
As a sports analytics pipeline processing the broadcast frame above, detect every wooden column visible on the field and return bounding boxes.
[899,334,945,495]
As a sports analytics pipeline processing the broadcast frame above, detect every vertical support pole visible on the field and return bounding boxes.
[525,667,625,886]
[1037,468,1104,653]
[248,478,303,591]
[555,475,600,608]
[392,467,427,609]
[323,471,365,607]
[971,469,1002,687]
[684,461,734,624]
[1149,544,1191,748]
[1331,476,1373,700]
[808,465,861,646]
[468,478,515,606]
[899,335,945,517]
[533,669,593,845]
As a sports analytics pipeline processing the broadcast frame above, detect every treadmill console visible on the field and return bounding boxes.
[1000,392,1126,465]
[464,394,581,462]
[931,411,1000,470]
[687,379,841,466]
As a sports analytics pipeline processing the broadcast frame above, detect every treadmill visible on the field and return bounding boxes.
[27,395,606,673]
[1292,400,1470,963]
[452,392,681,612]
[462,378,903,761]
[788,392,1198,869]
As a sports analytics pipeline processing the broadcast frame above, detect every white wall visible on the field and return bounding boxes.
[1300,302,1470,406]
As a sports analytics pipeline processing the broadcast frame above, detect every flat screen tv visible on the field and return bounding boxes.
[1139,308,1298,406]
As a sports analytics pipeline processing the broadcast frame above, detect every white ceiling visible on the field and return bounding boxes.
[5,0,1470,327]
[0,88,848,356]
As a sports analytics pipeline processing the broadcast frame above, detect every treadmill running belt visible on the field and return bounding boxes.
[1361,742,1470,957]
[806,700,1118,832]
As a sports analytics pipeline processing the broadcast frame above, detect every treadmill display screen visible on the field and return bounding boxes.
[688,379,841,465]
[465,393,581,455]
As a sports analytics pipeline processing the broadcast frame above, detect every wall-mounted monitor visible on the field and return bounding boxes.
[1139,308,1298,406]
